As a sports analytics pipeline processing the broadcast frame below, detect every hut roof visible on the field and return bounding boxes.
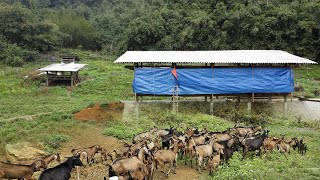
[114,50,316,64]
[39,62,86,72]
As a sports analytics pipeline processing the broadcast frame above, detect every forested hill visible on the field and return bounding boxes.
[1,0,320,66]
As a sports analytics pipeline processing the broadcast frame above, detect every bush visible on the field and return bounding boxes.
[0,39,38,66]
[43,134,69,150]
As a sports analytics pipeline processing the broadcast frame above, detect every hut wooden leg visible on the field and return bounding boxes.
[247,96,252,115]
[283,94,288,118]
[210,95,214,115]
[71,72,73,87]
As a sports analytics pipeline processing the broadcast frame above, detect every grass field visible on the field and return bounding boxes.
[0,49,319,179]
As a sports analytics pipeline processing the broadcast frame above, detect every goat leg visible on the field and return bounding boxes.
[76,166,80,180]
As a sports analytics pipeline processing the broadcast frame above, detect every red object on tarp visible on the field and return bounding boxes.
[171,68,178,79]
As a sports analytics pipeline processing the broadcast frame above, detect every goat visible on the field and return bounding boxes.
[161,128,175,149]
[263,137,281,153]
[184,133,207,167]
[234,126,262,137]
[154,139,184,177]
[12,153,61,172]
[277,140,291,154]
[42,153,61,166]
[108,147,149,177]
[0,159,46,180]
[184,137,196,167]
[38,156,84,180]
[242,130,268,158]
[192,133,208,145]
[194,144,213,172]
[209,132,232,142]
[71,145,101,166]
[133,131,152,144]
[221,144,239,164]
[208,149,223,175]
[129,164,149,180]
[298,139,307,155]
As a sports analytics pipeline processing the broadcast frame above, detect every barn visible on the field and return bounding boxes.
[115,50,316,115]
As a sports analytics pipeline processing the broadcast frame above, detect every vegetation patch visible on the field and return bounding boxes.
[43,134,69,152]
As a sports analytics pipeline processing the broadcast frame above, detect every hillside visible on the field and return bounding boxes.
[0,49,319,179]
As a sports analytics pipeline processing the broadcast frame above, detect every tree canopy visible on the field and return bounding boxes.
[1,0,320,66]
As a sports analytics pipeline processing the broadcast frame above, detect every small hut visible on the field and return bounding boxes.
[39,62,86,87]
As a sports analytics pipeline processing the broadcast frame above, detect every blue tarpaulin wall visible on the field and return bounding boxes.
[133,67,294,95]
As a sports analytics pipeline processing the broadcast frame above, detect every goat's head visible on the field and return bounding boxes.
[72,155,84,167]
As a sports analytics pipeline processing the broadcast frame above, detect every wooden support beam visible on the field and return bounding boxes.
[46,71,49,86]
[247,96,252,115]
[70,72,73,87]
[283,94,288,118]
[210,94,214,115]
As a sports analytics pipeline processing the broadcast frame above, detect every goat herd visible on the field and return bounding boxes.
[0,126,307,180]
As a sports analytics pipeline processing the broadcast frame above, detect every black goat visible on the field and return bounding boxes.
[39,156,83,180]
[242,130,269,158]
[162,127,175,149]
[221,144,240,164]
[298,140,307,155]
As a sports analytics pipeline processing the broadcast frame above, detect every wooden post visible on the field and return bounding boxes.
[134,95,140,118]
[210,94,214,115]
[46,71,49,86]
[70,72,73,87]
[247,96,252,115]
[283,94,288,118]
[205,96,208,102]
[268,95,272,102]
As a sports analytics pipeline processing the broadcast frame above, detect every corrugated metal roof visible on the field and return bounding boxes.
[114,50,317,64]
[39,62,87,72]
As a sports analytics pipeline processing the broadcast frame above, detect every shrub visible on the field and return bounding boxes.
[43,134,69,150]
[0,39,38,67]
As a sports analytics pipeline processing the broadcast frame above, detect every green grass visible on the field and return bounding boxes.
[294,65,320,98]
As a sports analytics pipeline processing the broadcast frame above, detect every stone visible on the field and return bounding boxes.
[5,142,47,163]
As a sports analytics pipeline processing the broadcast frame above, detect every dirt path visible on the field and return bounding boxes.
[0,111,67,122]
[153,165,201,180]
[31,125,200,180]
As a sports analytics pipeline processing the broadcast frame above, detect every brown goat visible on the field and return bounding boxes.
[108,147,149,177]
[12,153,61,171]
[192,133,208,145]
[263,137,281,153]
[208,149,223,175]
[184,137,197,167]
[133,132,153,144]
[235,126,262,137]
[194,144,213,172]
[210,133,232,142]
[129,165,149,180]
[71,145,101,166]
[277,140,291,154]
[0,159,46,179]
[154,139,184,177]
